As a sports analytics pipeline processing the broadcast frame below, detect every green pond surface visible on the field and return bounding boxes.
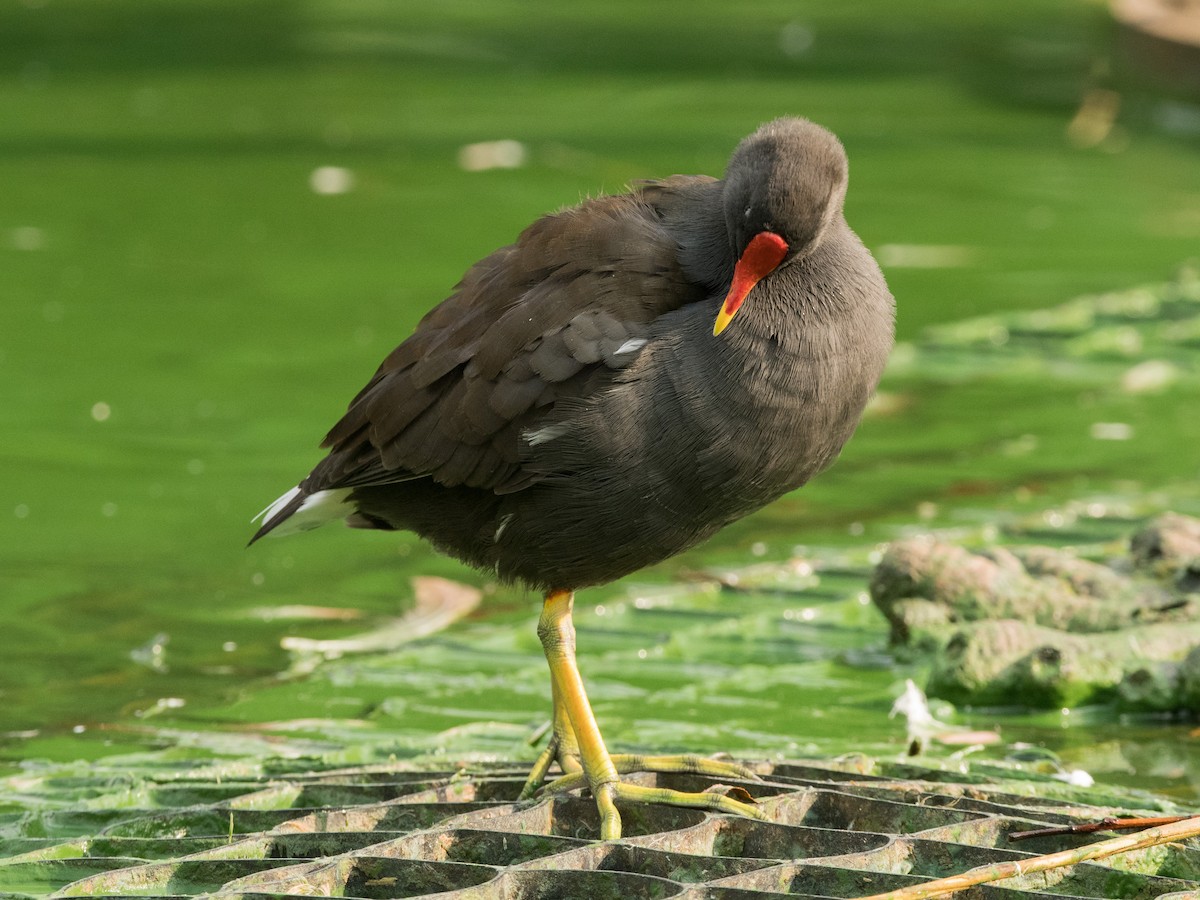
[2,1,1199,801]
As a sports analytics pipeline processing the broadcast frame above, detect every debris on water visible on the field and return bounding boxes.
[1121,359,1180,394]
[457,139,527,172]
[889,679,1001,755]
[1053,767,1097,787]
[281,576,481,659]
[890,679,937,744]
[135,696,185,719]
[130,632,170,672]
[309,165,355,195]
[10,225,45,251]
[1007,743,1096,786]
[1090,421,1134,441]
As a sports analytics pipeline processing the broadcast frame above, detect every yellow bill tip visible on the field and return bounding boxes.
[713,305,735,336]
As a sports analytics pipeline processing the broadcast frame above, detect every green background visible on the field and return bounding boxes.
[2,0,1198,797]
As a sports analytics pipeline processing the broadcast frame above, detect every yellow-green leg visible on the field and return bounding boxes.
[521,590,765,840]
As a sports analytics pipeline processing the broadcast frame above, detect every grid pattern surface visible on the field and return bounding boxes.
[3,759,1198,899]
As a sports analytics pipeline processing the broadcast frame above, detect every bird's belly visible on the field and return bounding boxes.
[490,379,859,589]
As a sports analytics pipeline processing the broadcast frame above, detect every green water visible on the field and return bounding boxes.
[2,1,1199,798]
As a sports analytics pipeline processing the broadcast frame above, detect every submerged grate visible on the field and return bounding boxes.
[1,759,1197,899]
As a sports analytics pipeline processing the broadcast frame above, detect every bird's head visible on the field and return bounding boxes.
[714,118,850,336]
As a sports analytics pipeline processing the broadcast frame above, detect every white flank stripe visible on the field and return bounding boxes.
[615,337,647,355]
[494,513,514,543]
[525,422,572,446]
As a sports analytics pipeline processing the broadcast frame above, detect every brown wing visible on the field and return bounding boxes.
[299,181,714,497]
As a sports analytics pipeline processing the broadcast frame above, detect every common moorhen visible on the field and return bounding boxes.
[253,117,895,838]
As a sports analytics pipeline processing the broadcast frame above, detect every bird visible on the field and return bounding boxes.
[251,117,895,839]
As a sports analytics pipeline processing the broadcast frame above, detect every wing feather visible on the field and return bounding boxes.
[300,181,718,497]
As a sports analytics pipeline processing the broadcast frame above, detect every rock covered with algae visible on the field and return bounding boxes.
[870,513,1200,711]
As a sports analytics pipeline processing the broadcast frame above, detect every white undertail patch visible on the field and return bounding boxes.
[254,487,355,537]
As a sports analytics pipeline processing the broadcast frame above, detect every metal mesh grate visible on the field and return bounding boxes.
[3,759,1197,898]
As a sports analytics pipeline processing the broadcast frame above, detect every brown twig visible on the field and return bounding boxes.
[1009,815,1192,842]
[850,814,1200,900]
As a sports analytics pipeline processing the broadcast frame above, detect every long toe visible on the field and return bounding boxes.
[538,753,759,796]
[519,734,562,801]
[609,753,761,781]
[611,781,767,821]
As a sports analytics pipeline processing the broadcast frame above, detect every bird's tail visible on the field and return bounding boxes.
[248,486,353,545]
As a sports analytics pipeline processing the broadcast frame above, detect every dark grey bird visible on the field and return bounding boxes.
[252,117,895,839]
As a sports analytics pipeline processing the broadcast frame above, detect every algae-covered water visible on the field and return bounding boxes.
[2,1,1199,798]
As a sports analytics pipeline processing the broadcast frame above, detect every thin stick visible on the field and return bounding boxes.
[1009,815,1191,842]
[851,814,1200,900]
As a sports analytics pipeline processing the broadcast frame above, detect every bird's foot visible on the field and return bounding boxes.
[519,740,765,838]
[520,736,758,797]
[548,766,766,834]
